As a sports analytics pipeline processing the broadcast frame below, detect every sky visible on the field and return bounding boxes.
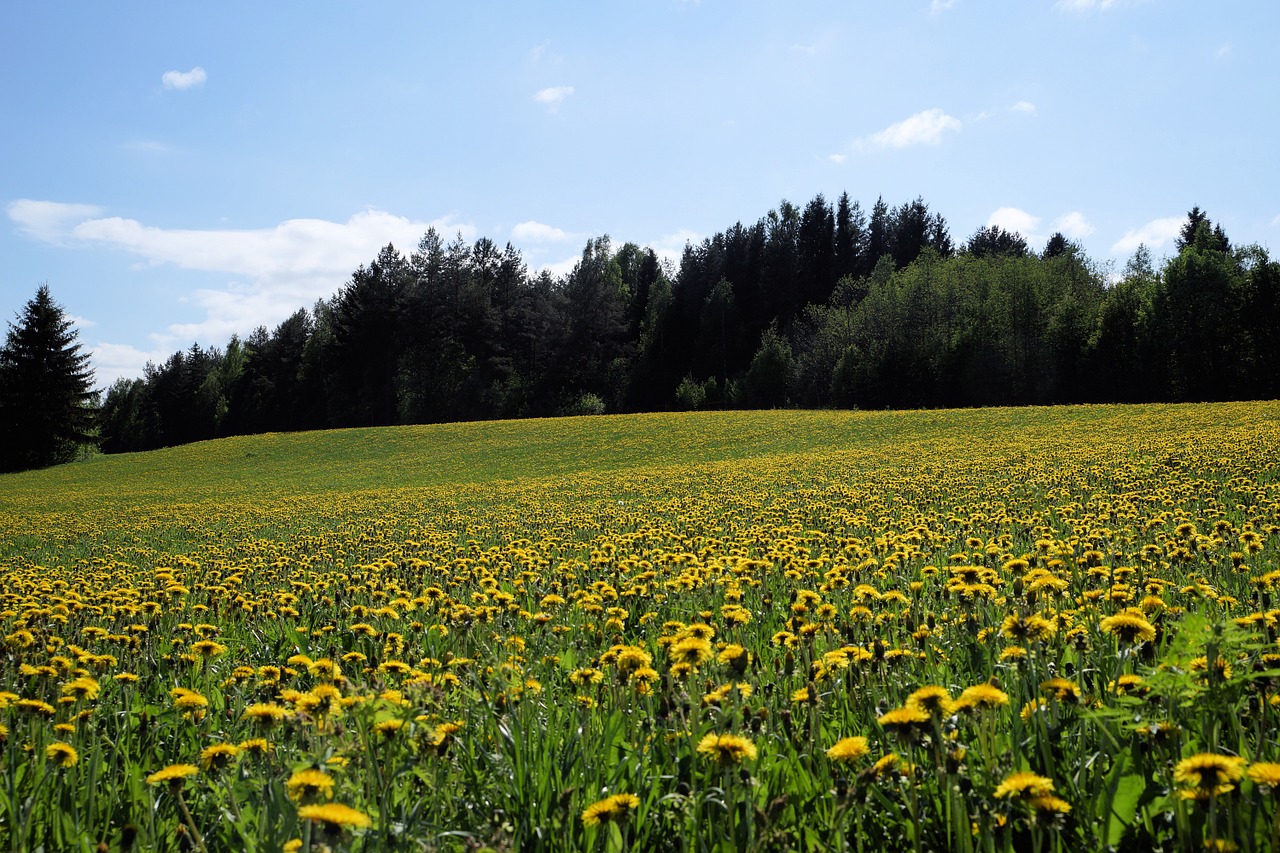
[3,1,1277,388]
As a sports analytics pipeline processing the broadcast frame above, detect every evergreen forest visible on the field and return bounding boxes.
[39,195,1280,455]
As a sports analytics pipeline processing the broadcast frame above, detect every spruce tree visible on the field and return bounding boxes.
[0,284,98,471]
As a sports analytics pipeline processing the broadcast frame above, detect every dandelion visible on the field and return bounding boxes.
[1173,753,1246,800]
[46,741,79,768]
[877,706,932,737]
[60,676,100,701]
[238,737,273,757]
[994,771,1056,800]
[286,768,336,801]
[1248,762,1280,792]
[297,802,372,829]
[581,792,641,826]
[1099,612,1157,644]
[146,764,199,786]
[696,732,758,765]
[200,743,240,771]
[243,702,288,727]
[905,685,954,717]
[826,736,870,764]
[954,683,1010,712]
[373,719,406,738]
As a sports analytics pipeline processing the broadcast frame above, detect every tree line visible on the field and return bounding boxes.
[3,194,1277,469]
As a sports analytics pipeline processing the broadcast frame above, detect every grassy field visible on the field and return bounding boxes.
[2,402,1279,851]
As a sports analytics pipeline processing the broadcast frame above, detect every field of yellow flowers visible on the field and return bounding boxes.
[2,403,1279,852]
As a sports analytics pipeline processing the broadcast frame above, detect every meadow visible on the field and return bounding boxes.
[2,402,1279,852]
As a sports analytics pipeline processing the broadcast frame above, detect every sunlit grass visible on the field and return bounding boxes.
[1,402,1278,851]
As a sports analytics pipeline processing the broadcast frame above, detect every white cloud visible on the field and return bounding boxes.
[1054,211,1095,240]
[987,207,1041,237]
[862,108,962,150]
[827,153,847,165]
[162,67,207,90]
[930,0,957,15]
[1271,214,1280,227]
[511,220,573,242]
[11,201,475,367]
[537,255,581,279]
[647,229,700,270]
[534,85,574,111]
[1011,100,1037,115]
[88,341,172,388]
[1055,0,1121,11]
[1111,216,1183,255]
[981,207,1095,248]
[7,199,105,244]
[1216,43,1233,59]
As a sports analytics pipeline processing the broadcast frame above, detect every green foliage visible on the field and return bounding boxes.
[0,284,97,471]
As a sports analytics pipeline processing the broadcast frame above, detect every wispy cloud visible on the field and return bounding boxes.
[1011,100,1037,115]
[929,0,958,16]
[8,201,474,374]
[511,221,574,243]
[987,207,1041,238]
[1055,0,1122,11]
[1111,216,1183,255]
[7,199,105,244]
[534,85,574,112]
[980,207,1094,247]
[862,108,962,150]
[162,66,207,90]
[1055,211,1094,240]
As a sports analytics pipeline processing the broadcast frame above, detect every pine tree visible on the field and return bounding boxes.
[0,284,97,471]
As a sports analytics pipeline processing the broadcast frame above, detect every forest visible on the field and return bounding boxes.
[91,195,1280,454]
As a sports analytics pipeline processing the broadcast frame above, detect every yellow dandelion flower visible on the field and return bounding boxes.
[905,685,954,716]
[45,741,79,768]
[200,743,240,771]
[286,768,336,801]
[1248,762,1280,791]
[826,736,870,764]
[993,771,1056,800]
[146,764,199,785]
[297,802,372,828]
[580,792,641,826]
[696,732,758,765]
[1099,612,1157,644]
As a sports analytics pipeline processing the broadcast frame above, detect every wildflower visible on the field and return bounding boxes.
[16,699,56,717]
[877,706,932,736]
[238,737,273,757]
[994,771,1056,800]
[826,736,870,764]
[287,768,336,801]
[1099,612,1157,644]
[60,676,100,701]
[1173,753,1246,800]
[954,683,1010,712]
[1000,614,1055,643]
[146,764,199,785]
[696,732,758,765]
[373,719,405,738]
[191,640,228,658]
[46,741,79,768]
[669,636,713,666]
[905,685,954,717]
[1040,678,1082,704]
[200,743,240,771]
[297,802,372,829]
[243,703,288,727]
[170,687,209,711]
[1248,762,1280,792]
[581,792,641,826]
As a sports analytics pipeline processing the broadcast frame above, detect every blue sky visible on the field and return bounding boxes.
[3,1,1277,387]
